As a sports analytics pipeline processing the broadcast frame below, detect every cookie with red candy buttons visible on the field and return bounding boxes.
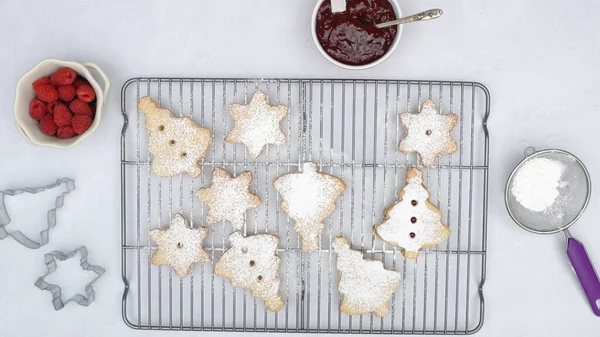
[374,168,450,259]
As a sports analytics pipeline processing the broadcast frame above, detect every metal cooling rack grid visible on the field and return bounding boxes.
[120,78,490,334]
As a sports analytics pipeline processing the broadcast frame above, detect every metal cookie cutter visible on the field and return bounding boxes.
[35,246,105,310]
[0,178,75,249]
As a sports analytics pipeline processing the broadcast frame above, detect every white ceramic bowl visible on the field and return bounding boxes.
[311,0,402,70]
[14,59,110,148]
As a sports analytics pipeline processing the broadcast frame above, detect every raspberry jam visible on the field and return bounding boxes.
[315,0,398,66]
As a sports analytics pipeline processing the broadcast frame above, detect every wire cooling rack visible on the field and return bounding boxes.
[120,78,490,334]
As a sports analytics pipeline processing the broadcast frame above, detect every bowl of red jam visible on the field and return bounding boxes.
[312,0,401,69]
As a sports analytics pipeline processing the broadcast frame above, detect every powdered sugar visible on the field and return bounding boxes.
[511,157,566,212]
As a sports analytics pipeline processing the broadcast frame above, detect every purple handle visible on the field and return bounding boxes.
[567,237,600,316]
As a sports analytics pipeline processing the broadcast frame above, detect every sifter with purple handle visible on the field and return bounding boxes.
[505,147,600,316]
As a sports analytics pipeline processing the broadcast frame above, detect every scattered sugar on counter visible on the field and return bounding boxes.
[511,157,566,212]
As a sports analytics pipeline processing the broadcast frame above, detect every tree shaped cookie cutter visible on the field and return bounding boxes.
[0,178,75,249]
[35,246,105,310]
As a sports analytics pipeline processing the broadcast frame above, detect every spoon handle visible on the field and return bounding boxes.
[376,9,443,28]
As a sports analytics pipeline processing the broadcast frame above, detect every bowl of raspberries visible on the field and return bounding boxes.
[14,59,110,148]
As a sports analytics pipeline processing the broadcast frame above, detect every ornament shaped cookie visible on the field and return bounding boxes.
[138,97,212,177]
[226,90,287,159]
[214,231,284,312]
[196,167,262,230]
[374,168,450,259]
[150,214,210,278]
[274,162,346,252]
[398,99,458,167]
[332,236,401,317]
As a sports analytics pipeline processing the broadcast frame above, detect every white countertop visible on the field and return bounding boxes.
[1,0,600,336]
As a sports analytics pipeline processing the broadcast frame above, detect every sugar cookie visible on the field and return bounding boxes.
[374,168,451,259]
[332,236,401,317]
[196,167,262,230]
[138,96,212,177]
[149,214,210,278]
[214,231,284,312]
[226,90,287,159]
[398,99,458,167]
[273,162,345,252]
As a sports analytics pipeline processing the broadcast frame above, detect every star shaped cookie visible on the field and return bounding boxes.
[226,90,287,159]
[149,214,210,278]
[196,167,262,230]
[398,99,458,167]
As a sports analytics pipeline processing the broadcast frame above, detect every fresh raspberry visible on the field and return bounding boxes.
[50,67,77,86]
[58,85,76,102]
[57,126,76,139]
[35,84,59,102]
[69,99,93,116]
[53,102,72,126]
[32,77,51,90]
[29,98,49,120]
[72,115,93,135]
[73,79,89,89]
[39,114,58,136]
[47,101,59,113]
[76,84,96,103]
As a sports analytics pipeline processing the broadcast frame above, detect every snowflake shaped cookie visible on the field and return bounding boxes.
[196,167,262,230]
[150,214,210,278]
[398,99,458,167]
[226,90,287,159]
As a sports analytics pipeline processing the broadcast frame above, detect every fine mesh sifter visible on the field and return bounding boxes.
[506,147,600,316]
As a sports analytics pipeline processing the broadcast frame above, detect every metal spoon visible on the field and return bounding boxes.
[376,8,443,29]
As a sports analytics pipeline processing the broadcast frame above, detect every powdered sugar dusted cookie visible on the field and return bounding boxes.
[398,99,458,167]
[196,167,262,230]
[332,236,401,317]
[149,214,210,278]
[226,90,287,159]
[374,168,450,259]
[214,231,284,312]
[273,162,346,252]
[138,97,211,177]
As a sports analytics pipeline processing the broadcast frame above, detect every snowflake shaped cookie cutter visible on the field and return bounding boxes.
[0,178,75,249]
[34,246,105,310]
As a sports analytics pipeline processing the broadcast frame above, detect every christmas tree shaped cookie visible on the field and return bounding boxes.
[138,97,211,177]
[273,162,346,252]
[226,90,287,159]
[374,168,450,259]
[214,231,284,312]
[398,99,458,167]
[150,214,210,278]
[332,236,401,317]
[196,167,262,230]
